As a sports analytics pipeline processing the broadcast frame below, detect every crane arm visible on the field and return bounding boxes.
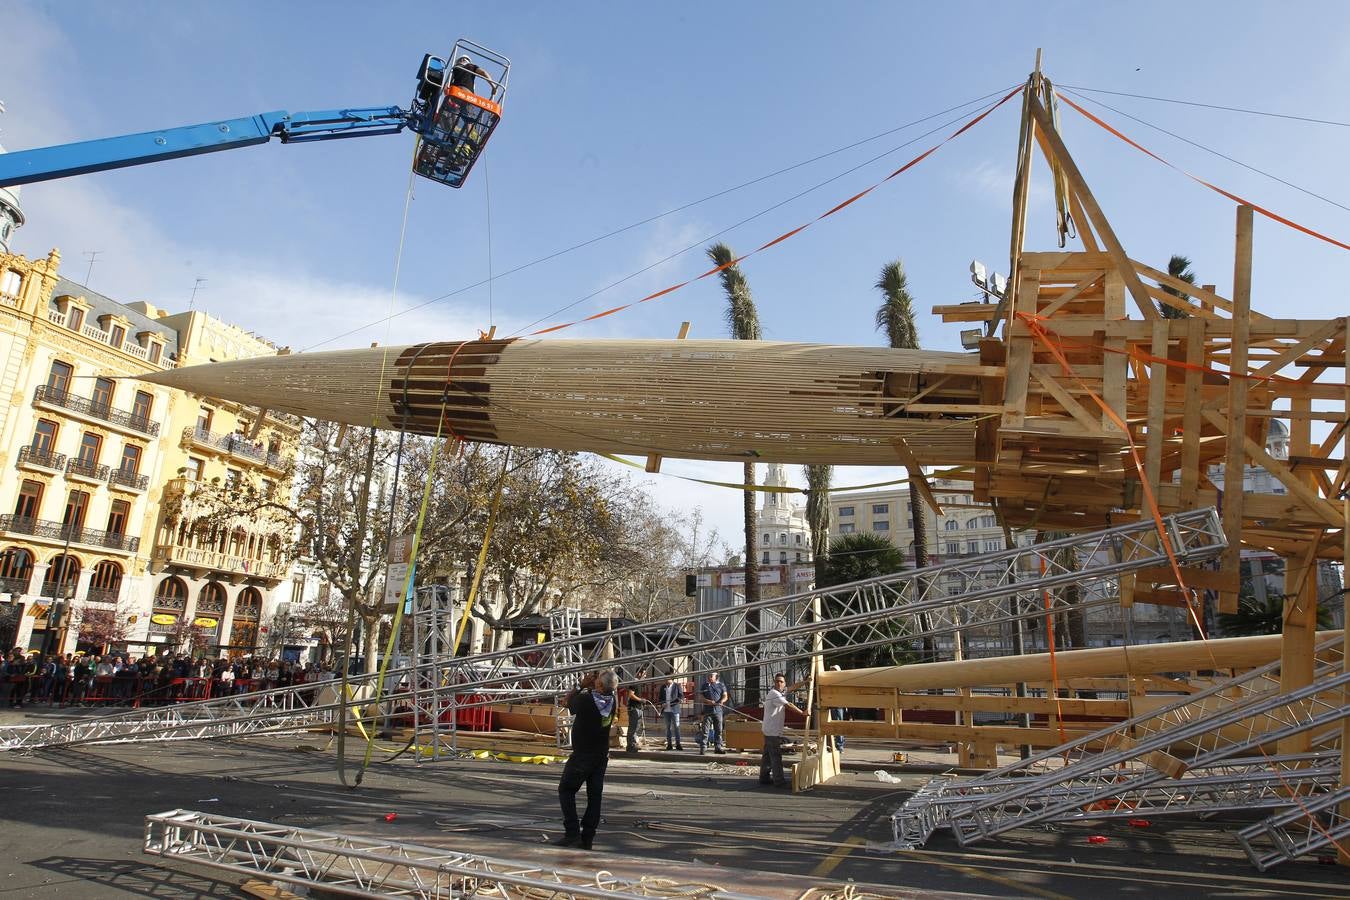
[0,106,411,189]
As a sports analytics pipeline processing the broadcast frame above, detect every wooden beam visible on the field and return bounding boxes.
[1027,95,1159,321]
[1179,317,1205,507]
[1202,410,1342,528]
[1219,206,1254,613]
[816,632,1328,691]
[891,436,943,516]
[1144,319,1169,487]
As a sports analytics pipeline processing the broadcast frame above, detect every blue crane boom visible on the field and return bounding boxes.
[0,107,410,188]
[0,42,510,191]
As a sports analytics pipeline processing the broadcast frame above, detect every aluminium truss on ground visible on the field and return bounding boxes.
[0,509,1226,753]
[889,642,1348,851]
[1236,785,1350,871]
[144,809,764,899]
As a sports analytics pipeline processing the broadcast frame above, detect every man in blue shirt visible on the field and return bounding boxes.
[659,675,685,751]
[698,671,729,754]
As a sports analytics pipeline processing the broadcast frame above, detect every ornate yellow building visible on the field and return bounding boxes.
[0,246,299,657]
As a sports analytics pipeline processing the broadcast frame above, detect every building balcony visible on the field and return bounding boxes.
[66,457,111,483]
[107,467,149,492]
[17,445,67,473]
[0,576,30,596]
[182,427,287,471]
[85,587,121,605]
[152,542,288,583]
[33,385,161,438]
[0,514,140,554]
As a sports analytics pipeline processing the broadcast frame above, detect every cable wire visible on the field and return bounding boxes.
[1059,84,1350,128]
[1059,88,1350,214]
[300,86,1017,351]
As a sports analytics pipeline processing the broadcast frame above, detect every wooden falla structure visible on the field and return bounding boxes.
[142,62,1346,811]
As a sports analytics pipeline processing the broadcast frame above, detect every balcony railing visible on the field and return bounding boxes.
[152,543,287,582]
[17,445,67,472]
[0,576,30,596]
[34,385,161,437]
[85,587,121,605]
[107,467,150,491]
[67,458,111,481]
[0,515,140,553]
[183,427,287,470]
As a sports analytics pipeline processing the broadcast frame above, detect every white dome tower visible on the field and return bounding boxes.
[0,103,26,254]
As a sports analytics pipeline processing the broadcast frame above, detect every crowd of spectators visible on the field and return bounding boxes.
[0,647,336,708]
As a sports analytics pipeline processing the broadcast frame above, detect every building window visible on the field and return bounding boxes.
[779,551,788,565]
[0,548,34,587]
[90,560,123,594]
[106,499,130,536]
[795,552,803,562]
[874,521,890,531]
[779,533,787,544]
[110,324,126,347]
[0,269,20,297]
[290,576,306,605]
[945,542,960,555]
[197,407,213,433]
[838,506,854,517]
[119,444,142,475]
[761,551,770,564]
[762,532,770,545]
[795,533,802,545]
[839,523,855,534]
[91,377,114,412]
[132,390,153,424]
[68,307,85,332]
[945,520,959,531]
[31,419,59,453]
[184,457,202,481]
[155,576,188,607]
[14,480,43,519]
[47,360,74,394]
[148,342,162,364]
[63,490,90,530]
[966,519,978,529]
[77,432,102,466]
[224,468,240,490]
[872,503,888,514]
[43,554,80,597]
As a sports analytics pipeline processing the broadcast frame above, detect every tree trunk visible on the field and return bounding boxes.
[742,460,760,703]
[909,489,936,663]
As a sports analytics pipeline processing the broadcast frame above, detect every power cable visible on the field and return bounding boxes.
[1059,84,1350,128]
[300,85,1017,351]
[1059,88,1350,214]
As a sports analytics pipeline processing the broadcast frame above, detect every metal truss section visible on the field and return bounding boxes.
[0,509,1225,752]
[945,668,1350,846]
[1236,786,1350,871]
[891,753,1341,850]
[889,636,1344,847]
[144,809,762,899]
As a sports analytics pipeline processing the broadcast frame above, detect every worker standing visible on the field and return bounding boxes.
[556,669,618,850]
[697,671,729,754]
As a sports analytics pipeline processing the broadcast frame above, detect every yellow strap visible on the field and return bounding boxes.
[597,452,974,493]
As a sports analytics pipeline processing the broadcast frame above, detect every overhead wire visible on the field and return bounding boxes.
[299,85,1019,351]
[1058,84,1350,128]
[1058,88,1350,214]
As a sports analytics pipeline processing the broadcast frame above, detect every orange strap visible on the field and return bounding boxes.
[527,86,1025,337]
[1056,93,1350,253]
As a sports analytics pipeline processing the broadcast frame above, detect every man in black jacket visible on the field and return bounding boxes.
[556,669,618,850]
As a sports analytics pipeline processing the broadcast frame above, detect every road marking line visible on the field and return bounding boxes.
[810,836,863,877]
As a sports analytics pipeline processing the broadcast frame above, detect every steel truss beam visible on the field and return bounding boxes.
[0,509,1225,752]
[144,809,763,899]
[1236,785,1350,871]
[891,637,1344,848]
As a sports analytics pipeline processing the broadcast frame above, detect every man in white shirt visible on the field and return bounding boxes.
[759,673,803,788]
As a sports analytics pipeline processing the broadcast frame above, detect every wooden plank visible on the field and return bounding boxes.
[1178,317,1205,507]
[1036,271,1103,318]
[1027,97,1159,321]
[1220,209,1254,613]
[1144,319,1169,487]
[1031,369,1108,435]
[1132,565,1241,592]
[891,436,943,516]
[823,719,1099,748]
[1202,409,1342,527]
[1251,317,1343,378]
[1101,271,1128,435]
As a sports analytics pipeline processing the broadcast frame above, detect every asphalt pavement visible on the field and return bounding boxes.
[1,720,1346,899]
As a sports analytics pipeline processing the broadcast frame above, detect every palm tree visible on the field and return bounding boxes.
[803,464,832,587]
[708,241,763,698]
[819,532,916,668]
[1158,254,1196,319]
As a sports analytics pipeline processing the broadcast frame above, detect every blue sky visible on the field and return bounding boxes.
[5,2,1349,551]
